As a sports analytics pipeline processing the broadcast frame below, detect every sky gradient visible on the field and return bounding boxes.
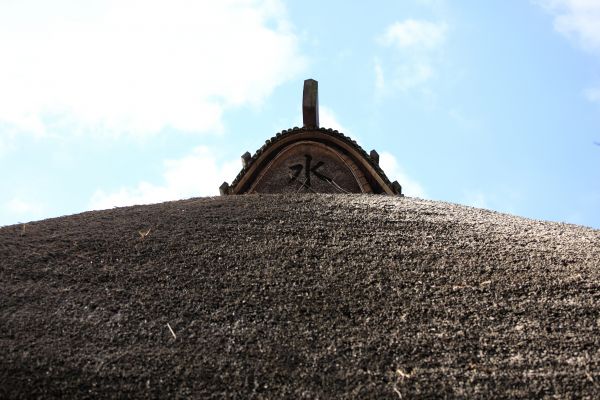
[1,0,599,229]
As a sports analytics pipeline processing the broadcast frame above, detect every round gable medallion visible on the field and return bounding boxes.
[250,141,365,194]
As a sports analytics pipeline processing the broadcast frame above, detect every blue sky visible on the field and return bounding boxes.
[1,0,599,229]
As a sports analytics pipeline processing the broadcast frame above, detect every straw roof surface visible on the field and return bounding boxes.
[1,194,599,398]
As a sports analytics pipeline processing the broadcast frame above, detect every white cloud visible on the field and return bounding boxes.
[89,146,240,209]
[537,0,600,53]
[379,152,427,198]
[378,19,447,49]
[536,1,600,104]
[375,19,447,94]
[0,0,305,139]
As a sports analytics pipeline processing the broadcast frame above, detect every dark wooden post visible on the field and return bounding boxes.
[370,150,380,165]
[303,79,319,128]
[219,182,230,196]
[241,151,252,168]
[392,181,403,196]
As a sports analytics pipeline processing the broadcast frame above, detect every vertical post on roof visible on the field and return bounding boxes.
[241,151,251,168]
[369,150,380,165]
[391,181,403,196]
[302,79,319,128]
[219,182,230,196]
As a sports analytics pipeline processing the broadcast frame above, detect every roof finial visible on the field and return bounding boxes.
[302,79,319,128]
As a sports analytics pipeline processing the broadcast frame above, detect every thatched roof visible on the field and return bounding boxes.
[1,194,599,398]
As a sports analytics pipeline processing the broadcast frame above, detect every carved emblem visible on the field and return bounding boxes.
[288,154,332,187]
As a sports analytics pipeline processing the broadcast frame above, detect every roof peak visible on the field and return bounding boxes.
[220,80,403,196]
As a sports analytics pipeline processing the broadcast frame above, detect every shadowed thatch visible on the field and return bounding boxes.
[1,194,599,398]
